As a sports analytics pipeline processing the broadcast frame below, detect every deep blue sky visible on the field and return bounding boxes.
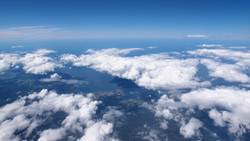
[0,0,249,40]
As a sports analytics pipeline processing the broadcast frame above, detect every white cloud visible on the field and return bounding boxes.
[0,89,118,140]
[38,128,66,141]
[61,48,209,90]
[196,44,223,48]
[0,53,19,73]
[11,45,24,49]
[188,49,250,83]
[19,49,63,74]
[0,26,68,40]
[0,49,63,74]
[188,49,250,62]
[40,73,88,85]
[154,95,182,120]
[146,86,250,136]
[228,46,248,49]
[79,121,113,141]
[181,87,250,135]
[103,108,123,121]
[147,46,157,49]
[142,130,160,141]
[180,118,203,138]
[185,34,208,38]
[201,59,250,83]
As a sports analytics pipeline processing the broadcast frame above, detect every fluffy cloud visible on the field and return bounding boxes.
[188,49,250,62]
[196,44,223,48]
[40,73,87,85]
[19,49,63,74]
[181,87,250,135]
[201,59,250,83]
[0,89,118,141]
[146,86,250,137]
[0,49,62,74]
[79,121,113,141]
[0,53,19,73]
[61,48,209,90]
[185,34,208,38]
[188,49,250,83]
[180,118,203,138]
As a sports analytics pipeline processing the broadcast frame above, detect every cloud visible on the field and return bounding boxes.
[0,49,62,74]
[0,53,19,73]
[180,118,203,138]
[196,44,223,48]
[228,46,248,49]
[201,59,250,83]
[147,46,157,49]
[142,130,160,141]
[78,121,113,141]
[40,73,88,85]
[145,86,250,137]
[185,34,208,38]
[188,49,250,83]
[188,49,250,62]
[61,48,210,90]
[11,45,24,49]
[19,49,63,74]
[0,26,72,40]
[103,107,123,122]
[0,89,119,141]
[181,87,250,135]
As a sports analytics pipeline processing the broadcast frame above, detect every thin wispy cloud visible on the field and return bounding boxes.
[196,44,223,48]
[185,34,209,38]
[147,46,158,49]
[228,46,248,49]
[0,26,71,40]
[11,45,24,48]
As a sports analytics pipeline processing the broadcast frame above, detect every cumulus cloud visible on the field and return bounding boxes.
[0,53,19,73]
[188,49,250,62]
[19,49,63,74]
[188,49,250,83]
[180,118,203,138]
[201,59,250,83]
[145,86,250,137]
[103,107,123,122]
[61,48,209,90]
[181,87,250,135]
[0,89,118,141]
[79,121,113,141]
[196,44,223,48]
[185,34,208,38]
[0,49,63,74]
[40,73,88,85]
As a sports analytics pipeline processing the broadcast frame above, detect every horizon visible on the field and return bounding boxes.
[0,0,249,40]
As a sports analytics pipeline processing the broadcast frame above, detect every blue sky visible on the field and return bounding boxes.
[0,0,249,40]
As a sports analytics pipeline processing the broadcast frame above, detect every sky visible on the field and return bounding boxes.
[0,0,249,40]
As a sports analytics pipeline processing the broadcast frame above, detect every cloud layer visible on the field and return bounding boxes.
[1,47,250,139]
[61,48,209,90]
[0,89,119,141]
